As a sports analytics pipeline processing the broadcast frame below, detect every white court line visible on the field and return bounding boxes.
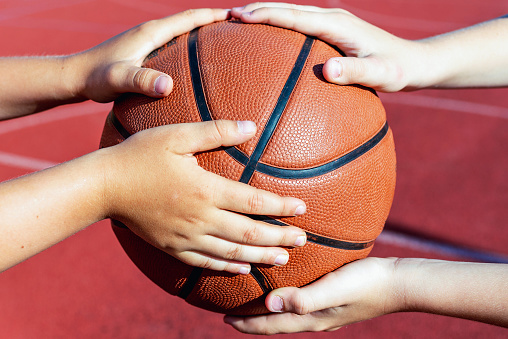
[0,151,57,171]
[380,93,508,120]
[0,101,108,136]
[378,230,508,263]
[0,101,106,170]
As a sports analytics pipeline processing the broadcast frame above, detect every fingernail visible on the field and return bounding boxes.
[330,59,342,79]
[294,235,306,247]
[271,296,284,312]
[295,205,306,216]
[274,254,289,266]
[239,266,250,275]
[154,75,170,94]
[237,120,256,134]
[232,6,244,12]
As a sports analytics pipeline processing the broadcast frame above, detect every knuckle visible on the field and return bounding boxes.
[136,20,157,35]
[130,20,160,47]
[333,11,349,21]
[260,328,277,336]
[293,293,313,315]
[190,181,211,202]
[102,63,118,87]
[225,245,243,260]
[222,262,233,273]
[132,68,153,90]
[181,8,204,26]
[278,198,290,216]
[242,225,261,244]
[349,60,368,80]
[200,257,215,270]
[289,7,303,17]
[246,191,264,214]
[182,8,198,18]
[208,120,227,145]
[277,230,289,246]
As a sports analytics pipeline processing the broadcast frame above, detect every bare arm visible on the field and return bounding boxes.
[417,15,508,89]
[398,259,508,326]
[0,147,106,269]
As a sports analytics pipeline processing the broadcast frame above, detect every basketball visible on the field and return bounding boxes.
[100,20,396,315]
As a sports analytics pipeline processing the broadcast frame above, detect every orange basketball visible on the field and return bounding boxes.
[100,21,396,315]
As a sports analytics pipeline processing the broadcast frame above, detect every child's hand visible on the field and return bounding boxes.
[102,120,307,275]
[224,255,508,333]
[224,257,398,334]
[69,8,230,103]
[231,3,420,92]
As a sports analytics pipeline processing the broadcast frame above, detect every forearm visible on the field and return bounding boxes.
[0,149,108,271]
[0,56,85,120]
[414,16,508,89]
[394,258,508,326]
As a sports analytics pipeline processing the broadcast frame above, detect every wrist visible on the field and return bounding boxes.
[61,53,90,102]
[397,40,439,91]
[89,146,117,221]
[388,257,428,313]
[69,148,112,224]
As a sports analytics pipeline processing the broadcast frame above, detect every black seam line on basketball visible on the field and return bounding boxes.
[224,146,249,166]
[306,233,374,250]
[111,112,132,139]
[188,28,251,165]
[249,265,272,294]
[188,28,212,122]
[256,122,389,179]
[110,110,388,181]
[248,215,375,250]
[238,36,315,184]
[178,267,205,299]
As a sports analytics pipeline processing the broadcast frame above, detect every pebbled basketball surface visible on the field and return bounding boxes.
[100,20,396,314]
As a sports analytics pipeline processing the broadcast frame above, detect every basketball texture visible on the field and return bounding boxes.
[100,21,396,315]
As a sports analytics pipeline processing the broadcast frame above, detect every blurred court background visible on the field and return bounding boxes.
[1,0,507,338]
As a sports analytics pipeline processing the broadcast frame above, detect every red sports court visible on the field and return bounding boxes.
[0,0,507,338]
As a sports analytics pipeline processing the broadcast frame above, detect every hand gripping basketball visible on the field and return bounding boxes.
[102,119,307,275]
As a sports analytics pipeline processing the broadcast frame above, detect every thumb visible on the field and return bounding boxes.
[170,120,257,155]
[322,56,385,90]
[111,63,174,97]
[265,286,319,315]
[265,269,343,314]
